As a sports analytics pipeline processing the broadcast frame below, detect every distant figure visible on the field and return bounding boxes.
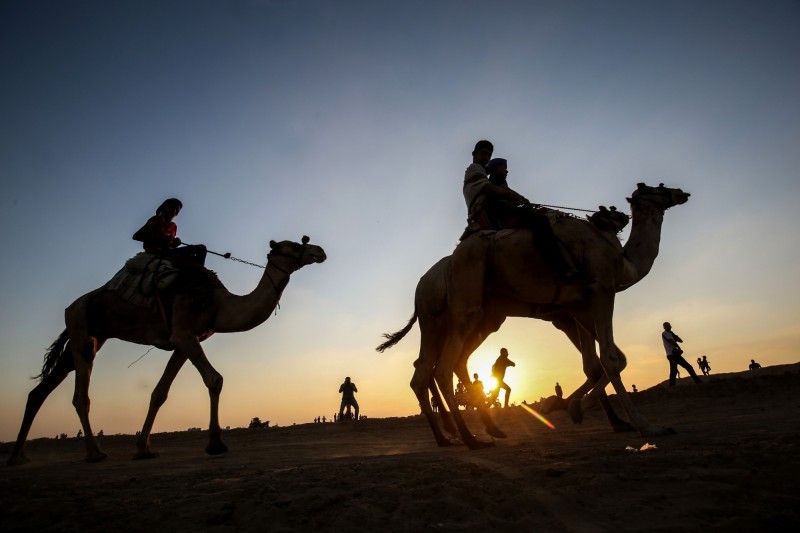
[749,359,762,370]
[455,380,467,395]
[132,198,207,265]
[76,429,83,438]
[662,322,702,386]
[555,382,563,399]
[632,384,638,393]
[431,393,441,413]
[472,373,486,409]
[338,376,359,421]
[488,348,516,408]
[697,356,711,376]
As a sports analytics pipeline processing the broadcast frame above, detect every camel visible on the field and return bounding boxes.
[378,183,689,448]
[7,236,326,466]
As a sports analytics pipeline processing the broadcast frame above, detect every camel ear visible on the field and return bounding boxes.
[598,205,608,212]
[626,197,632,203]
[636,182,646,190]
[302,235,310,245]
[610,206,617,211]
[270,240,277,249]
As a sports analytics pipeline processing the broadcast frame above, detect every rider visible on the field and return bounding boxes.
[133,198,207,266]
[462,141,577,280]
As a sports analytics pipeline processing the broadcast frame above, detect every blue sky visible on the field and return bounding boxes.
[1,0,798,441]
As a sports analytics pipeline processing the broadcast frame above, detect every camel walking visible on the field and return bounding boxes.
[379,183,688,448]
[7,236,326,465]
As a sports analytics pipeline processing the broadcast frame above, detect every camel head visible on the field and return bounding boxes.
[268,235,327,270]
[627,183,690,211]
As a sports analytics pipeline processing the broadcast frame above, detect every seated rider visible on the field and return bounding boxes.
[461,140,576,280]
[132,198,207,266]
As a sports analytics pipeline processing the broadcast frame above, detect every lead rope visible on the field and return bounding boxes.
[205,249,265,269]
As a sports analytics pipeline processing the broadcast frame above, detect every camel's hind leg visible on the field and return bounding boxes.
[454,322,507,439]
[134,350,189,459]
[410,356,457,446]
[70,336,108,462]
[429,379,459,436]
[7,350,75,466]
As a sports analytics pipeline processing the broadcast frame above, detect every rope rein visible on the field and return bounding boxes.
[537,203,597,214]
[205,249,265,269]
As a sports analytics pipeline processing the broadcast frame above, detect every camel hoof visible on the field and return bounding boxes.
[568,399,583,424]
[85,451,108,463]
[466,437,496,450]
[486,427,507,439]
[436,437,462,447]
[6,455,30,467]
[205,442,228,456]
[133,450,161,460]
[612,421,637,433]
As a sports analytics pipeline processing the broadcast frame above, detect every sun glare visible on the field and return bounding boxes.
[520,403,556,429]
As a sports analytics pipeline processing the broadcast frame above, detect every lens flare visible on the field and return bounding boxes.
[520,403,555,429]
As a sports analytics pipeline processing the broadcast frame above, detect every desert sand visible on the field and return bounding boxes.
[2,364,799,532]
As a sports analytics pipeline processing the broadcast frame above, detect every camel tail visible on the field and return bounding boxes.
[376,310,418,353]
[34,329,70,381]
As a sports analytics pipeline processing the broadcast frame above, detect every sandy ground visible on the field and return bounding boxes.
[2,364,799,532]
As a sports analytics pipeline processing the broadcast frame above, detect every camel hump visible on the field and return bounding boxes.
[587,206,630,233]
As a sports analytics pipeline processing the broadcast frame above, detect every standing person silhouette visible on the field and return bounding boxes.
[555,382,563,399]
[701,355,711,375]
[488,348,516,408]
[662,322,702,386]
[748,359,762,370]
[472,373,486,409]
[338,377,359,421]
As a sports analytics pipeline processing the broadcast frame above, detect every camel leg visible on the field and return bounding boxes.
[429,377,459,436]
[552,318,635,432]
[435,325,496,449]
[410,347,458,447]
[70,337,107,462]
[6,352,75,466]
[172,334,228,455]
[134,350,189,459]
[584,299,673,437]
[454,320,507,439]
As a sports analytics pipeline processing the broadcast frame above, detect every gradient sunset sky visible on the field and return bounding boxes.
[1,0,798,441]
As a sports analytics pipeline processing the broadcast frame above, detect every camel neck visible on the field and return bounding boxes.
[213,259,294,333]
[622,202,666,285]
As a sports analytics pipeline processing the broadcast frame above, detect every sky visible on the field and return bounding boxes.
[1,0,798,442]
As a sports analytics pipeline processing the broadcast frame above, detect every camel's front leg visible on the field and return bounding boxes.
[553,318,635,432]
[587,300,674,437]
[174,336,228,455]
[134,350,188,459]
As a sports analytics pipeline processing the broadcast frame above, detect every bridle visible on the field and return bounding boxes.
[264,236,311,295]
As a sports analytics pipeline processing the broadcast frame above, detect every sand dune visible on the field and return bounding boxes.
[2,364,799,531]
